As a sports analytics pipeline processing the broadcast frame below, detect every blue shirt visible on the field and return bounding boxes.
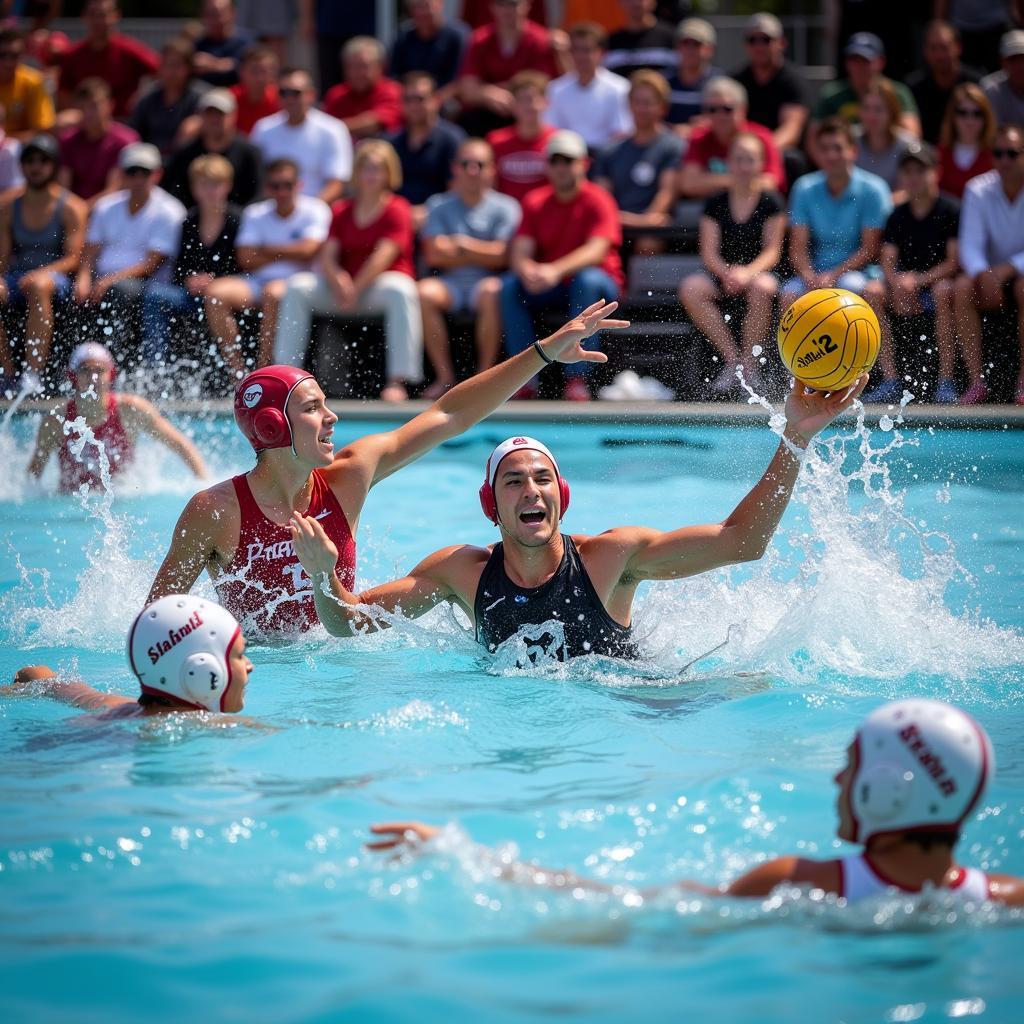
[789,167,892,273]
[387,120,466,207]
[390,20,468,88]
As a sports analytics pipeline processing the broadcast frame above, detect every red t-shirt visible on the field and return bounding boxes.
[230,83,281,136]
[58,34,159,117]
[460,2,547,28]
[683,121,786,193]
[516,181,624,291]
[322,78,403,135]
[328,193,415,279]
[937,144,993,200]
[59,121,139,199]
[487,123,556,203]
[459,21,560,85]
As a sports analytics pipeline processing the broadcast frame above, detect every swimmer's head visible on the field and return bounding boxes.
[480,436,570,534]
[68,342,116,393]
[234,366,336,463]
[836,699,993,846]
[128,595,251,712]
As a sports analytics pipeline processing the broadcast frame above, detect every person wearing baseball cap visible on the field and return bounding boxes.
[0,132,87,395]
[812,31,921,141]
[980,30,1024,129]
[666,16,722,136]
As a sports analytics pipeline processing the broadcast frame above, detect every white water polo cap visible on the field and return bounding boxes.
[849,699,993,844]
[128,595,242,711]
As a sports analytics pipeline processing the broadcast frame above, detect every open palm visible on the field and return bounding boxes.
[542,300,630,364]
[785,374,869,440]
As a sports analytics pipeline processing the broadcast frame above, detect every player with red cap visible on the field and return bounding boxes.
[147,300,627,638]
[288,376,868,659]
[27,342,208,493]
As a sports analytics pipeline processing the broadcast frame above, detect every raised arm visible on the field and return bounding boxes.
[120,395,209,478]
[27,412,64,478]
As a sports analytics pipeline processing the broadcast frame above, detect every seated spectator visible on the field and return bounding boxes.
[322,37,403,143]
[205,157,330,374]
[905,20,982,145]
[666,18,722,140]
[163,90,261,210]
[812,33,921,141]
[193,0,252,88]
[251,68,352,204]
[678,77,786,199]
[780,119,892,313]
[861,142,961,405]
[22,7,70,81]
[459,0,546,26]
[387,72,466,229]
[74,144,186,364]
[544,22,631,153]
[276,141,421,401]
[953,124,1024,406]
[732,13,808,175]
[418,137,520,396]
[981,31,1024,129]
[458,0,564,136]
[0,135,86,393]
[945,0,1015,72]
[229,45,280,136]
[390,0,468,106]
[593,69,682,255]
[0,27,55,141]
[234,0,295,64]
[58,79,139,204]
[605,0,676,81]
[854,77,917,198]
[486,70,555,203]
[501,129,623,401]
[679,132,785,395]
[937,83,995,200]
[57,0,158,120]
[130,39,208,158]
[141,154,241,364]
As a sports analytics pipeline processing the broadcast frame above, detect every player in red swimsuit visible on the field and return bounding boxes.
[146,300,627,639]
[27,342,208,493]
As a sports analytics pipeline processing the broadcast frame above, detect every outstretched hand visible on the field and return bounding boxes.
[539,299,630,365]
[366,821,440,851]
[784,374,869,444]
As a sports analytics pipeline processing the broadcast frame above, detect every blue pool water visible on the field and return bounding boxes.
[1,408,1022,1023]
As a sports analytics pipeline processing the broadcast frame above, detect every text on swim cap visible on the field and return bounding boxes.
[147,611,204,665]
[899,723,958,796]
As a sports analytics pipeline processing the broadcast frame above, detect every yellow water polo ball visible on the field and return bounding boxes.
[777,288,880,391]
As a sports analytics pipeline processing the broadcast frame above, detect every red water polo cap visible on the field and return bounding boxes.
[234,365,315,454]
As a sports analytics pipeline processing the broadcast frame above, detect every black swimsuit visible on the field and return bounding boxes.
[473,535,638,661]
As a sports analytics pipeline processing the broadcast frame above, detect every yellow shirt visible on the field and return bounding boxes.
[0,64,55,137]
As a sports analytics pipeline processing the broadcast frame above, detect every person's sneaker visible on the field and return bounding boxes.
[562,377,591,402]
[861,378,902,404]
[934,378,959,404]
[17,369,42,395]
[511,382,538,401]
[959,379,989,405]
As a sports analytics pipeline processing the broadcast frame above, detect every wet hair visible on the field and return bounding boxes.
[629,69,670,106]
[137,691,174,708]
[815,116,856,148]
[940,82,996,148]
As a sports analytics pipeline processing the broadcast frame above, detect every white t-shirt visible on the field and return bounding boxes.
[251,109,353,197]
[544,68,633,149]
[236,195,332,285]
[87,187,186,280]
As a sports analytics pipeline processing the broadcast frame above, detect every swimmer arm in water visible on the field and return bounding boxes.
[3,666,136,711]
[117,396,209,478]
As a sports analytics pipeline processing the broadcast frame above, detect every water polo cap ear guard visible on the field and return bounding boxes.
[234,365,315,454]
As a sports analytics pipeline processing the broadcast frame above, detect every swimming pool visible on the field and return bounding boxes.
[1,408,1022,1023]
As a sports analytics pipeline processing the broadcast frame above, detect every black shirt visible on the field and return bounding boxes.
[389,19,468,88]
[387,119,466,207]
[130,80,208,156]
[605,22,677,80]
[163,136,262,210]
[703,190,785,267]
[883,194,960,272]
[172,204,242,285]
[904,66,983,144]
[733,62,807,133]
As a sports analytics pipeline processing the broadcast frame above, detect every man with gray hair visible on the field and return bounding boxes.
[678,77,785,197]
[666,17,722,139]
[323,36,403,142]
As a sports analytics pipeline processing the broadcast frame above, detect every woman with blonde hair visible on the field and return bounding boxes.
[937,83,995,199]
[275,139,423,401]
[854,76,917,197]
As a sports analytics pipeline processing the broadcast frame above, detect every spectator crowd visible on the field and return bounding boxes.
[2,0,1024,406]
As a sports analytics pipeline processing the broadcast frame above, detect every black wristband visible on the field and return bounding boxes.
[533,340,553,364]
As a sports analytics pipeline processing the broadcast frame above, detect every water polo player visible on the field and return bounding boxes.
[370,699,1024,906]
[289,376,867,659]
[28,342,208,492]
[147,301,626,638]
[6,595,252,718]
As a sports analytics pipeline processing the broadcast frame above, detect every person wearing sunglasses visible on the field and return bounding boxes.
[417,137,521,397]
[953,123,1024,405]
[936,83,995,200]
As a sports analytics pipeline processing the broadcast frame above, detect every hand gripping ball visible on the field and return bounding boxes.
[777,288,880,391]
